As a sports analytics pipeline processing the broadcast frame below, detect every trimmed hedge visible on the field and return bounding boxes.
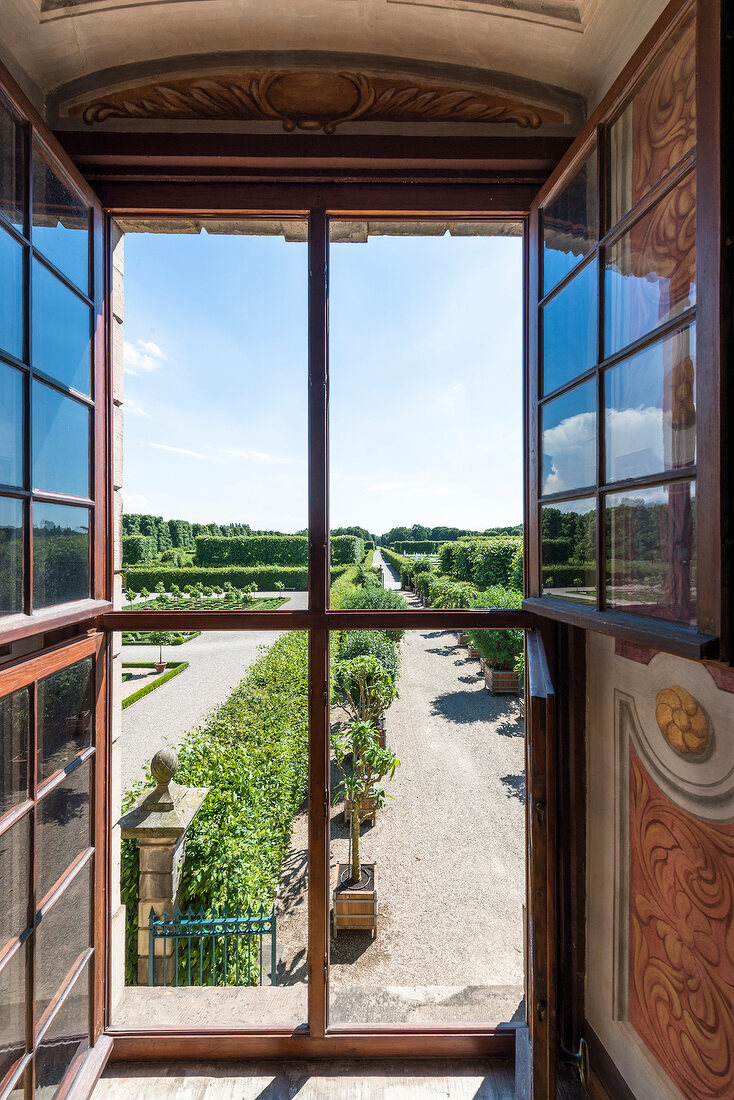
[195,535,308,567]
[440,536,523,588]
[390,540,441,554]
[380,546,413,584]
[121,661,188,709]
[122,534,156,566]
[124,564,351,590]
[331,535,365,565]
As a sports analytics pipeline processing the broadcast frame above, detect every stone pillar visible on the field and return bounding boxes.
[119,749,208,986]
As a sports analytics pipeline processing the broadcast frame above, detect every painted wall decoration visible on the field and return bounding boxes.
[68,70,566,132]
[655,686,708,755]
[629,745,734,1099]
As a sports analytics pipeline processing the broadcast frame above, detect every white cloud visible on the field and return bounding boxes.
[222,449,288,464]
[145,442,213,460]
[121,491,150,512]
[124,396,150,419]
[124,339,168,375]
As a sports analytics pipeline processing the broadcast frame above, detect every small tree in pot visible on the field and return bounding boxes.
[148,630,169,673]
[469,586,523,694]
[335,654,397,729]
[331,718,400,937]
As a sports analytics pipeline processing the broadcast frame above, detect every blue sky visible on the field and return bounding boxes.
[122,226,524,533]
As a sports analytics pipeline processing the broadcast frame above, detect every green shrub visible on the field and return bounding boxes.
[124,565,351,590]
[509,545,524,591]
[338,585,408,642]
[122,534,156,566]
[542,564,596,587]
[330,535,365,565]
[468,586,524,670]
[195,535,308,567]
[390,540,441,554]
[334,655,397,724]
[441,536,522,588]
[337,630,401,685]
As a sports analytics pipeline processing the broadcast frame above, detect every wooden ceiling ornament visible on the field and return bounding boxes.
[69,70,566,131]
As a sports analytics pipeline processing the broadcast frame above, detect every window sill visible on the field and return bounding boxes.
[522,597,719,661]
[0,599,113,646]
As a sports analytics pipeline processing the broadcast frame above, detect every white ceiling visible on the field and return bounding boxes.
[2,0,670,123]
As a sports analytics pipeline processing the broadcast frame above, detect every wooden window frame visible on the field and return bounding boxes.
[525,0,729,663]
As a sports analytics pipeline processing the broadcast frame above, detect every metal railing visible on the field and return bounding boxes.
[148,905,277,987]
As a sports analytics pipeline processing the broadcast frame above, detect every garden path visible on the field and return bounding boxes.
[277,564,526,1024]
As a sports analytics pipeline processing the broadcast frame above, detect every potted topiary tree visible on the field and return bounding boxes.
[331,718,400,938]
[335,654,397,748]
[470,625,523,695]
[148,630,169,674]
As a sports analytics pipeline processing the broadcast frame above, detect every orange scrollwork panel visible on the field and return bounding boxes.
[629,746,734,1099]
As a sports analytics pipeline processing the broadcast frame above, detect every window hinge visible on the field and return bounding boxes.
[560,1037,589,1090]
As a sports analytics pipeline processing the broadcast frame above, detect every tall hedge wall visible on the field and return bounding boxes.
[195,535,308,567]
[440,536,523,589]
[389,540,441,555]
[122,534,156,566]
[125,564,350,591]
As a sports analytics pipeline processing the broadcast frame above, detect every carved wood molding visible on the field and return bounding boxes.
[68,70,566,131]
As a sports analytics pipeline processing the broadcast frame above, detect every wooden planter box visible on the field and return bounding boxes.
[484,666,520,695]
[467,645,480,659]
[332,863,378,938]
[344,791,378,826]
[457,631,469,646]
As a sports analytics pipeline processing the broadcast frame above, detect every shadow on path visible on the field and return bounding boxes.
[500,773,525,801]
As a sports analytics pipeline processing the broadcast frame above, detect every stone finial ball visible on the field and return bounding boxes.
[151,748,178,785]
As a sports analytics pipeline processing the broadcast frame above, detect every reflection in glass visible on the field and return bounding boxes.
[541,498,596,603]
[36,862,91,1022]
[606,325,695,482]
[32,259,91,395]
[34,963,89,1100]
[609,8,695,227]
[0,225,24,361]
[542,258,597,395]
[606,482,696,624]
[0,941,27,1085]
[0,95,24,231]
[0,815,30,949]
[541,379,596,496]
[0,496,23,615]
[38,658,93,784]
[605,173,696,358]
[36,760,90,902]
[32,502,89,608]
[543,148,596,295]
[32,147,89,293]
[0,688,29,818]
[32,381,90,499]
[0,364,24,487]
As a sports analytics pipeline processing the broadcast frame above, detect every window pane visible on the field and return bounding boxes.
[32,502,90,609]
[37,658,94,784]
[32,381,90,499]
[0,225,24,362]
[32,147,89,293]
[605,325,695,482]
[542,257,597,395]
[605,172,695,358]
[541,379,596,496]
[0,815,30,949]
[34,962,89,1100]
[0,941,28,1086]
[0,95,25,232]
[0,496,24,616]
[542,147,596,295]
[0,687,29,818]
[606,482,696,624]
[0,364,24,488]
[541,498,596,603]
[36,761,90,903]
[31,260,91,395]
[608,8,695,228]
[36,862,91,1022]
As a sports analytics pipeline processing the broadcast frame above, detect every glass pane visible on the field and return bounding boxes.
[328,629,525,1025]
[605,172,696,358]
[34,962,89,1100]
[36,862,91,1022]
[0,496,24,616]
[0,941,28,1085]
[605,325,695,482]
[542,148,596,295]
[32,147,89,293]
[31,260,91,395]
[541,498,596,603]
[541,379,596,496]
[38,658,94,784]
[606,481,696,624]
[32,502,90,609]
[36,760,90,902]
[0,815,30,949]
[0,95,24,232]
[609,8,695,227]
[0,688,29,818]
[32,381,90,499]
[0,225,24,361]
[0,363,24,488]
[542,258,597,395]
